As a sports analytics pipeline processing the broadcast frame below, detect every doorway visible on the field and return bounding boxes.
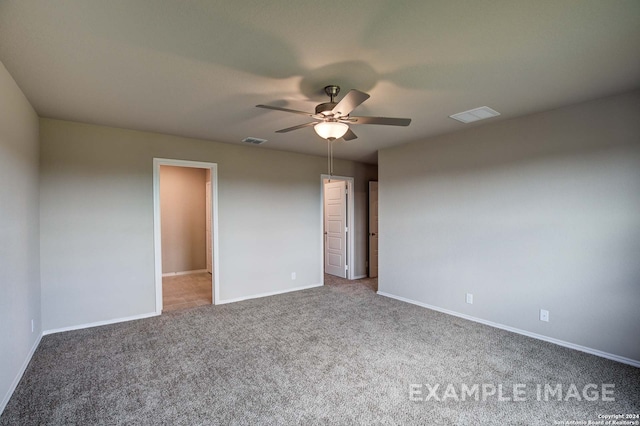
[320,174,355,283]
[153,159,219,314]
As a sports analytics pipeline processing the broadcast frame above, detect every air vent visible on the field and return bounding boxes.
[449,106,500,124]
[242,137,267,145]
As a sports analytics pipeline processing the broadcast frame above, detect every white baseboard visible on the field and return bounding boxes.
[352,274,367,280]
[377,291,640,368]
[1,332,42,415]
[216,283,323,305]
[43,311,159,336]
[162,269,207,277]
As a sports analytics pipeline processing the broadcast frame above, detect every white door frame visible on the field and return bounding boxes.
[320,174,355,283]
[368,181,378,278]
[153,158,220,313]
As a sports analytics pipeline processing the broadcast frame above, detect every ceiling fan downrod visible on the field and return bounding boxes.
[324,85,340,103]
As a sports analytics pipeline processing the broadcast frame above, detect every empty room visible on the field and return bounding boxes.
[1,1,639,425]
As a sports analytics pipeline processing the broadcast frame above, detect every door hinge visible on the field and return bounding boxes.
[345,264,349,271]
[345,226,348,233]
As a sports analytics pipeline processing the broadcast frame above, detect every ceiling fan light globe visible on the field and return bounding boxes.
[314,122,349,140]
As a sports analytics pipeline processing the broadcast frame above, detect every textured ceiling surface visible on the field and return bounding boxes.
[1,0,639,164]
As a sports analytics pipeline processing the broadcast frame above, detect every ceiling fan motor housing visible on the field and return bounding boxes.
[317,85,342,116]
[315,102,337,116]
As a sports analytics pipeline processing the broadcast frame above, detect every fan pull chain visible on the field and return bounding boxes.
[329,141,333,176]
[327,140,330,177]
[327,139,335,177]
[330,139,334,176]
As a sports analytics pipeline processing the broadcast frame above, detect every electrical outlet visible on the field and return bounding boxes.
[466,293,473,304]
[31,319,34,333]
[540,309,549,322]
[291,272,296,280]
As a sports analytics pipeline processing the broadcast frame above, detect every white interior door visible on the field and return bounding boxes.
[205,181,212,274]
[369,181,378,278]
[324,180,347,278]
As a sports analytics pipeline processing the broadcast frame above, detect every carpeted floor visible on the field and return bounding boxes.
[2,276,638,425]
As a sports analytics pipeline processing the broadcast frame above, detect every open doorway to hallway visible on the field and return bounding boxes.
[153,159,219,313]
[160,165,210,311]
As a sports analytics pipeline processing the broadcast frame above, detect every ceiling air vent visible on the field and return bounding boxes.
[242,137,267,145]
[449,106,500,124]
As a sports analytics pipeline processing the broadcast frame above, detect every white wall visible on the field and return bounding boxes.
[160,166,206,274]
[39,119,377,330]
[379,90,640,362]
[0,61,40,412]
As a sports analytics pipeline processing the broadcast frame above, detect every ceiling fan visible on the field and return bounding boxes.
[256,85,411,141]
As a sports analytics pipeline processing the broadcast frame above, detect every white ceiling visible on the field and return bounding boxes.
[1,1,639,164]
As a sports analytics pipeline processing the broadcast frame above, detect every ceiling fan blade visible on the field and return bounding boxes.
[342,128,358,141]
[275,122,317,133]
[348,116,412,126]
[331,89,370,116]
[256,104,313,117]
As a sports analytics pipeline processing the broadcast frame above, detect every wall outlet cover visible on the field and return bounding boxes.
[540,309,550,322]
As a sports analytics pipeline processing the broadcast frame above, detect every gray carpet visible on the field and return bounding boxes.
[2,276,638,425]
